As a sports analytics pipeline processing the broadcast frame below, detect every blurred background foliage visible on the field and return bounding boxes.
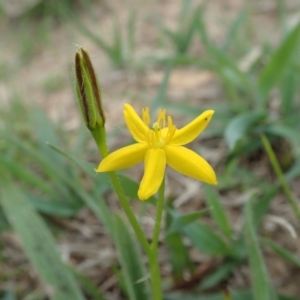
[1,0,300,299]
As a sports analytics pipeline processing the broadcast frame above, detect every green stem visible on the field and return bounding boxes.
[149,177,165,300]
[92,126,151,257]
[260,134,300,222]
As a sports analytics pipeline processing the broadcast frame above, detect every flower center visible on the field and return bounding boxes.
[142,108,176,148]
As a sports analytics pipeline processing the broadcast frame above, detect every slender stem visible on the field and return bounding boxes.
[92,126,151,257]
[152,177,165,249]
[149,177,165,300]
[109,172,151,256]
[260,134,300,222]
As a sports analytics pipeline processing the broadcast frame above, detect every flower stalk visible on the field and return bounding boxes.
[74,47,150,256]
[149,178,165,300]
[97,133,151,257]
[74,48,217,300]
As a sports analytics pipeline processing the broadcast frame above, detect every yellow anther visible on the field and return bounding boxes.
[142,107,150,126]
[165,116,176,143]
[167,116,173,130]
[157,109,166,128]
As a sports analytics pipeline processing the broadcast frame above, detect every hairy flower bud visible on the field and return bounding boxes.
[75,47,105,130]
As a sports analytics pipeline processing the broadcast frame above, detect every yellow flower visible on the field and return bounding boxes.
[96,104,217,200]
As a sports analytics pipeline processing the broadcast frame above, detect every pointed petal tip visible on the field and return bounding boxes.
[205,109,215,116]
[206,174,217,185]
[137,189,152,201]
[124,103,133,110]
[95,165,104,173]
[201,177,217,185]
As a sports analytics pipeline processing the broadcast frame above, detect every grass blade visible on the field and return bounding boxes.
[0,180,85,300]
[244,198,275,300]
[224,111,266,150]
[280,68,298,115]
[165,232,193,281]
[165,208,209,236]
[183,222,232,256]
[113,214,151,300]
[257,22,300,108]
[203,185,232,239]
[69,267,107,300]
[262,238,300,268]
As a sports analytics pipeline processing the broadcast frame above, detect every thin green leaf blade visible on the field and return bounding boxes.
[165,233,193,280]
[280,68,298,115]
[245,199,275,300]
[183,222,232,256]
[69,267,107,300]
[165,208,209,236]
[198,260,239,291]
[262,238,300,268]
[258,22,300,107]
[203,185,232,238]
[0,181,85,300]
[113,214,151,300]
[224,111,266,150]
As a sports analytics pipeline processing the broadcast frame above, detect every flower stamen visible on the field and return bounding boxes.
[165,116,177,143]
[97,103,217,201]
[142,107,150,126]
[157,109,166,128]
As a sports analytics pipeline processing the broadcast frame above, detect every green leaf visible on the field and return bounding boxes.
[0,181,85,300]
[262,124,300,158]
[69,267,107,300]
[224,111,266,150]
[0,290,16,300]
[47,143,98,176]
[30,107,63,165]
[165,290,295,300]
[203,185,232,238]
[244,199,275,300]
[165,232,193,280]
[183,222,232,256]
[222,9,248,51]
[198,259,239,291]
[251,187,278,228]
[258,22,300,108]
[26,194,82,217]
[262,238,300,268]
[113,214,150,300]
[5,135,81,202]
[280,68,298,115]
[0,156,56,198]
[196,13,254,103]
[165,208,209,236]
[165,202,194,280]
[44,144,114,232]
[165,290,253,300]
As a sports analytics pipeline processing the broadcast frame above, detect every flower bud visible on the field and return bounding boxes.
[75,47,105,130]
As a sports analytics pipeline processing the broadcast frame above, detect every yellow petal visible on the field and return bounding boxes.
[138,148,166,201]
[124,103,149,143]
[165,145,217,184]
[170,110,214,145]
[96,143,148,172]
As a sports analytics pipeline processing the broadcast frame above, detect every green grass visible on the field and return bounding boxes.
[1,1,300,299]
